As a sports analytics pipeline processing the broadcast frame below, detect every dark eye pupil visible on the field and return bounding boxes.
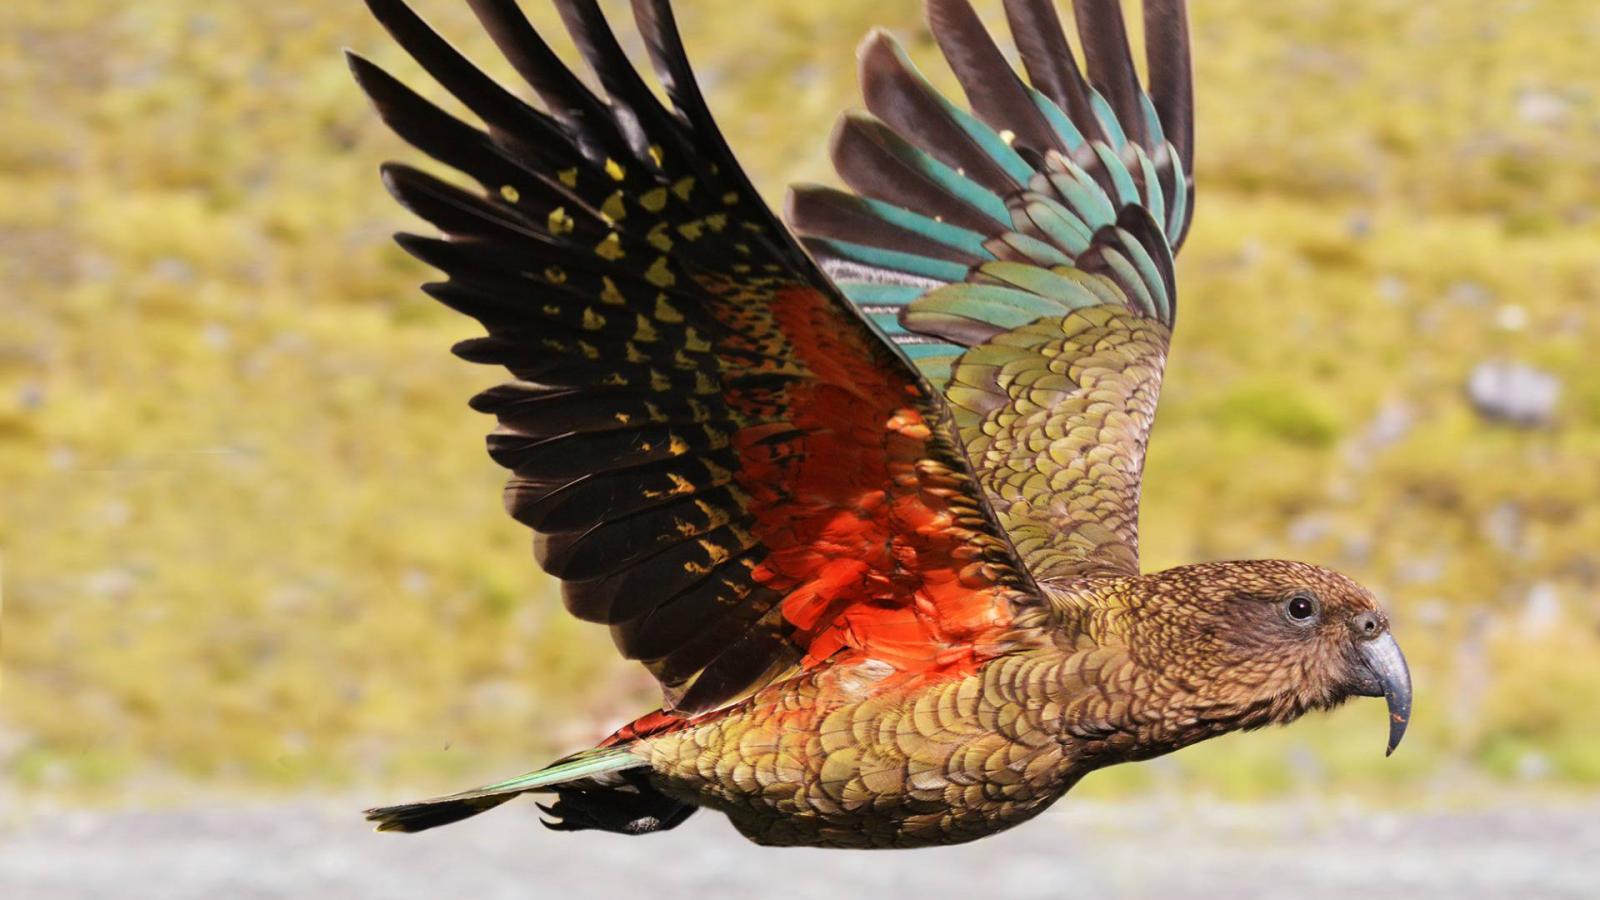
[1288,596,1315,620]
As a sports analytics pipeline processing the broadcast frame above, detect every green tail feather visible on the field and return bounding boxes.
[365,747,648,833]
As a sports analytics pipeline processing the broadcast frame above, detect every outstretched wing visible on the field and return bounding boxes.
[790,0,1193,582]
[352,0,1042,715]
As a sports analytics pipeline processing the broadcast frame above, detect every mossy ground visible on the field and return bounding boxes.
[4,1,1599,799]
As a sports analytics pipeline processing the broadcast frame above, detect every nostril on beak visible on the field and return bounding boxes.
[1353,611,1382,640]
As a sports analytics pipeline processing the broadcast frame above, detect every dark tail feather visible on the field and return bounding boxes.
[365,746,647,834]
[367,794,519,834]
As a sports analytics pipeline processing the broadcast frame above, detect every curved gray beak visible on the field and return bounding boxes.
[1353,631,1412,756]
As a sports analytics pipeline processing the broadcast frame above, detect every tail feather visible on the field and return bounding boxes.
[365,746,648,833]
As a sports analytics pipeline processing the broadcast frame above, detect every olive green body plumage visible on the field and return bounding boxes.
[635,565,1365,848]
[642,648,1079,848]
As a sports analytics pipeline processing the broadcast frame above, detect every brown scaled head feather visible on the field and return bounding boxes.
[1114,560,1408,751]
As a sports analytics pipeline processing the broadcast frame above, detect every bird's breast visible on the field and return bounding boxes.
[640,649,1086,848]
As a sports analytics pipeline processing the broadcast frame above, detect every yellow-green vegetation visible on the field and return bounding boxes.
[4,0,1599,799]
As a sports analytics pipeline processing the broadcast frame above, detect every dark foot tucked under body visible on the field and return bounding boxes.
[539,773,696,835]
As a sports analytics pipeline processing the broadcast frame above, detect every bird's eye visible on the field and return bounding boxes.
[1285,593,1320,624]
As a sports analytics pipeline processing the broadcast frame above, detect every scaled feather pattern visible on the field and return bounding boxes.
[354,0,1413,849]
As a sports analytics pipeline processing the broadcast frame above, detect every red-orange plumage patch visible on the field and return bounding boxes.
[729,286,1016,677]
[359,0,1037,717]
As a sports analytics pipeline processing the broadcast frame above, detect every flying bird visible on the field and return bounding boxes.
[352,0,1412,848]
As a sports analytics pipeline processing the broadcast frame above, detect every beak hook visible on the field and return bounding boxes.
[1358,631,1412,756]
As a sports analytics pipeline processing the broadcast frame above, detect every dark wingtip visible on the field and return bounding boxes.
[1073,0,1147,148]
[344,51,381,108]
[855,25,894,64]
[378,163,423,212]
[344,49,380,89]
[1142,0,1194,173]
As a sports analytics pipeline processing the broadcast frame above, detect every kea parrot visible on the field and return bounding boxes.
[352,0,1414,848]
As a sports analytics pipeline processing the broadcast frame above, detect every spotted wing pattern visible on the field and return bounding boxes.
[353,0,1041,714]
[790,0,1193,581]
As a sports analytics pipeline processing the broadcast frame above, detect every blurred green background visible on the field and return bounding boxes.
[4,0,1599,808]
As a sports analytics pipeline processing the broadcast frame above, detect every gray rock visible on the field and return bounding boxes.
[1467,361,1561,426]
[1516,88,1571,126]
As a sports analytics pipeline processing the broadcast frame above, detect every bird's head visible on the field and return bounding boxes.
[1126,559,1411,755]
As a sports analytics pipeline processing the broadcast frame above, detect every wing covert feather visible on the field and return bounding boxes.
[789,0,1194,582]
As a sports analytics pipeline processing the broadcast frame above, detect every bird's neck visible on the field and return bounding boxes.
[1035,576,1282,765]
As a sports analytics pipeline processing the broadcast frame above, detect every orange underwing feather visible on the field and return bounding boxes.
[353,0,1042,717]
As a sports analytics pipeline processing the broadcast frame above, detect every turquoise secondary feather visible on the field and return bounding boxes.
[1132,145,1167,231]
[1046,166,1119,232]
[808,237,973,284]
[989,231,1075,268]
[838,112,1013,227]
[1016,194,1095,256]
[823,192,997,260]
[876,35,1036,187]
[976,261,1108,309]
[1031,89,1087,150]
[1088,92,1130,149]
[793,0,1193,388]
[915,285,1083,327]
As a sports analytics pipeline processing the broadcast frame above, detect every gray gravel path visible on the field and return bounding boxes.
[2,795,1596,898]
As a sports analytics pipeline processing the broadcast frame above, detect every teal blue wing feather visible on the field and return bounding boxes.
[792,0,1195,583]
[793,0,1193,388]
